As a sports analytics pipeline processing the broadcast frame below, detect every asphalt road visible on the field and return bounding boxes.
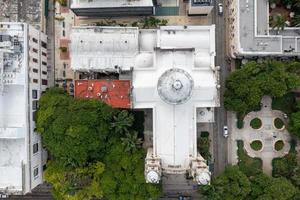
[212,0,230,176]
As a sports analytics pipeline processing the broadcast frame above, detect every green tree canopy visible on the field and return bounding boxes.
[201,166,299,200]
[289,102,300,138]
[37,88,133,167]
[201,165,251,200]
[224,60,300,114]
[37,88,161,199]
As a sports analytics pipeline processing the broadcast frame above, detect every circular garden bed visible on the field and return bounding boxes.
[250,140,263,151]
[275,140,284,151]
[274,118,284,129]
[250,118,262,129]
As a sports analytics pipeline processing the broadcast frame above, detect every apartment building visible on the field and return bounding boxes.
[0,23,48,195]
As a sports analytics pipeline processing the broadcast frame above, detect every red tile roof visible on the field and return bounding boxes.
[74,80,132,109]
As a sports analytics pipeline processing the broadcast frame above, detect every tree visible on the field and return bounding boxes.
[291,14,300,26]
[121,131,143,152]
[37,88,120,167]
[224,60,300,114]
[270,14,287,30]
[262,177,297,200]
[100,143,161,200]
[201,166,251,200]
[289,103,300,138]
[111,110,134,135]
[37,89,161,199]
[197,136,211,161]
[44,161,105,200]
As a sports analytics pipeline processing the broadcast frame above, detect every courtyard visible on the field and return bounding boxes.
[230,96,291,175]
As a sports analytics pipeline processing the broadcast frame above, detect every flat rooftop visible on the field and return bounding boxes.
[74,80,132,109]
[236,0,300,56]
[70,0,154,8]
[0,0,42,29]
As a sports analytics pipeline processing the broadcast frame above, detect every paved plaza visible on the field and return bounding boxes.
[229,96,291,175]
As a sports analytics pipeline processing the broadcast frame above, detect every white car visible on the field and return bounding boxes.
[223,126,228,138]
[218,3,223,15]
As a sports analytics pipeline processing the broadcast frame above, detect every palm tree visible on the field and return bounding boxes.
[111,110,134,135]
[121,131,143,152]
[291,14,300,26]
[270,14,287,30]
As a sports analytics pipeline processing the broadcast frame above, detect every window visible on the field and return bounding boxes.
[63,71,66,78]
[33,79,38,83]
[62,30,65,37]
[32,68,38,73]
[33,143,39,154]
[32,58,38,63]
[32,38,38,43]
[32,111,36,122]
[41,41,47,48]
[42,79,48,86]
[62,21,65,28]
[42,52,47,56]
[32,90,38,99]
[42,61,47,66]
[42,71,47,75]
[32,100,38,110]
[33,167,39,178]
[63,63,66,69]
[32,48,38,53]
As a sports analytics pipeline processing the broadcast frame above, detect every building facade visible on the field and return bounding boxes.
[70,0,154,17]
[0,23,48,195]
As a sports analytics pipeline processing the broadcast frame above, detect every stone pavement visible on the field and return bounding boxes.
[229,96,291,175]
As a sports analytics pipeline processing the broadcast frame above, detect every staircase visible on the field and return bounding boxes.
[8,184,54,200]
[160,174,201,199]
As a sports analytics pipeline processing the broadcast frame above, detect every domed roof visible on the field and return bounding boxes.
[196,172,211,185]
[157,68,194,105]
[146,170,160,183]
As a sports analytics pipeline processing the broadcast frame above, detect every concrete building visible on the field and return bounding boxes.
[0,0,47,32]
[70,0,154,17]
[70,26,219,184]
[188,0,213,16]
[55,2,75,91]
[229,0,300,58]
[0,23,48,195]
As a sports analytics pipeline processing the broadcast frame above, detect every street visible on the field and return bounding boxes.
[212,0,230,176]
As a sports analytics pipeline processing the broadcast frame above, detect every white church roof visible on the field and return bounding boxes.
[70,26,219,170]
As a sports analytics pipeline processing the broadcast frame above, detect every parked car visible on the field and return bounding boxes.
[223,126,228,138]
[218,3,223,15]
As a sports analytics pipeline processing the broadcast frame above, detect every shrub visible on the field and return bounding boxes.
[250,140,263,151]
[250,118,262,129]
[274,118,284,129]
[275,140,284,151]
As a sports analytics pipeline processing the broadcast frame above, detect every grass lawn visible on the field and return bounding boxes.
[237,140,262,176]
[275,140,284,151]
[274,118,284,129]
[250,140,263,151]
[250,118,262,129]
[272,92,297,115]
